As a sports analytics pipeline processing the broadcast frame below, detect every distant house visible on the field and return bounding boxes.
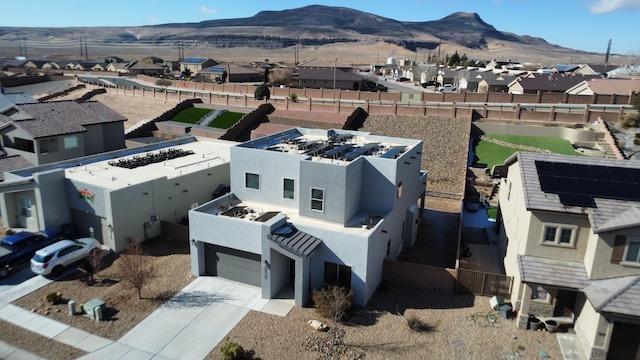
[607,65,640,77]
[297,59,366,90]
[179,58,217,74]
[508,74,599,94]
[72,61,106,71]
[486,59,522,70]
[106,61,166,75]
[565,78,640,96]
[477,73,516,93]
[22,60,49,70]
[551,64,580,74]
[498,152,640,360]
[198,63,264,83]
[0,99,127,167]
[575,64,613,76]
[141,56,165,64]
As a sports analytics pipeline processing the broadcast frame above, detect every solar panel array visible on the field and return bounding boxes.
[535,160,640,208]
[266,134,406,162]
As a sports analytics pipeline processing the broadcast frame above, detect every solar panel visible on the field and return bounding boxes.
[320,143,353,158]
[558,193,596,207]
[535,160,640,207]
[380,146,406,159]
[341,142,380,161]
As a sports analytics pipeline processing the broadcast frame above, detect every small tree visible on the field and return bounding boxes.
[312,285,353,346]
[254,83,270,100]
[631,92,640,110]
[220,341,245,360]
[155,78,172,91]
[86,247,104,285]
[118,238,155,299]
[182,68,192,79]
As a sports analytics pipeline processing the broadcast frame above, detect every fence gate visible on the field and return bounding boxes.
[457,268,513,298]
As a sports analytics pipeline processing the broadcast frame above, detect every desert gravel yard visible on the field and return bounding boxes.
[207,283,563,360]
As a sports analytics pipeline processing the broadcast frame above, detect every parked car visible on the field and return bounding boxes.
[30,238,100,277]
[421,80,439,88]
[438,84,457,92]
[0,228,63,277]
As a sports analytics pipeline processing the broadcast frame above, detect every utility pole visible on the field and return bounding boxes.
[605,39,612,66]
[84,37,88,60]
[333,58,337,100]
[80,38,83,58]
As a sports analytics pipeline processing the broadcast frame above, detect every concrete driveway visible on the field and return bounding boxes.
[80,277,290,360]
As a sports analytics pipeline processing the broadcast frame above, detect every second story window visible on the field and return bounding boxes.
[540,223,577,247]
[623,237,640,264]
[311,188,324,211]
[283,178,294,200]
[245,173,260,190]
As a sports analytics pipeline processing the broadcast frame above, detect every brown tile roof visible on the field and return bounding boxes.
[11,101,126,138]
[581,78,640,95]
[0,155,33,181]
[585,275,640,317]
[518,255,589,290]
[512,74,600,92]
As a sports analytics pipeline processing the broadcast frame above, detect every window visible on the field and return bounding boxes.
[386,240,391,256]
[245,173,260,190]
[311,188,324,211]
[540,223,577,247]
[396,182,403,198]
[63,135,78,149]
[623,237,640,264]
[531,284,550,303]
[324,262,352,288]
[283,178,294,200]
[20,198,32,218]
[507,181,512,201]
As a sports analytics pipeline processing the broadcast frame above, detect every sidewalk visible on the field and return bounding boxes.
[0,277,292,360]
[0,340,47,360]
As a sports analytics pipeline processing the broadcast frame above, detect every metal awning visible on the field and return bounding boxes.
[270,224,322,258]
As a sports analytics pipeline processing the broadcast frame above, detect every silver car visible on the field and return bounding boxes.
[30,238,100,277]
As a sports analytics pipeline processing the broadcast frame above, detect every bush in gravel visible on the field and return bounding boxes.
[620,111,640,128]
[220,341,245,360]
[45,292,63,305]
[404,314,436,333]
[312,285,353,322]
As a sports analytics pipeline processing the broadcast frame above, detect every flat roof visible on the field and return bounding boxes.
[239,128,420,164]
[66,139,232,190]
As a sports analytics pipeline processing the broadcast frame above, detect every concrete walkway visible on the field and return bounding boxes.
[0,276,293,360]
[0,340,47,360]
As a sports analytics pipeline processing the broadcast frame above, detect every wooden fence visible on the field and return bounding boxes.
[456,268,513,297]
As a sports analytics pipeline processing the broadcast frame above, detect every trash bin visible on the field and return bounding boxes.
[499,304,514,319]
[490,295,505,310]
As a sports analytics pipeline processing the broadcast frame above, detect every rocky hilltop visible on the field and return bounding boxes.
[0,5,604,63]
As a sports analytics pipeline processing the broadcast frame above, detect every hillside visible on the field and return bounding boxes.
[0,5,608,65]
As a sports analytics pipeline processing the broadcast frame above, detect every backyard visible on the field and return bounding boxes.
[474,134,582,169]
[170,107,245,129]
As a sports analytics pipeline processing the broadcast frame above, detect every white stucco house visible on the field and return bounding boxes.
[498,152,640,360]
[189,128,427,307]
[0,136,232,252]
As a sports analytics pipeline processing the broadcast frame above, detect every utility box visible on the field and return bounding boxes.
[500,304,514,319]
[82,298,106,320]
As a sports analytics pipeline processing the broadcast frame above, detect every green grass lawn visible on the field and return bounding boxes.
[209,111,245,129]
[474,134,582,169]
[487,207,498,220]
[171,107,213,124]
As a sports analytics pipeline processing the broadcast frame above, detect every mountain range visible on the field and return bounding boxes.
[0,5,606,64]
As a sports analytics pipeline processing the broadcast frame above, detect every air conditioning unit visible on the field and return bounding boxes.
[150,215,160,223]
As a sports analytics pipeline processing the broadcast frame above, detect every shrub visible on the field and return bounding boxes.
[45,292,63,305]
[312,285,353,322]
[220,341,245,360]
[620,111,640,128]
[403,314,436,333]
[290,93,298,103]
[634,137,640,145]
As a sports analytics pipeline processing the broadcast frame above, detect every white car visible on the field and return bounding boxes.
[30,238,101,277]
[438,84,457,92]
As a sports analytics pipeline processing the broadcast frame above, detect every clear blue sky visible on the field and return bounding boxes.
[1,0,639,54]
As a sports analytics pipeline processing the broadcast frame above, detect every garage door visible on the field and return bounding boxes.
[204,244,261,287]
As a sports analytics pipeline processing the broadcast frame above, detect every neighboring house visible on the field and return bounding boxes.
[106,61,165,75]
[72,61,106,71]
[180,57,217,74]
[565,78,640,96]
[607,65,640,77]
[22,60,49,70]
[551,64,580,74]
[498,152,640,360]
[141,56,165,64]
[297,58,367,90]
[199,63,264,83]
[0,100,127,166]
[189,128,427,307]
[486,59,522,71]
[477,73,516,93]
[0,136,232,252]
[576,64,613,76]
[508,74,599,94]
